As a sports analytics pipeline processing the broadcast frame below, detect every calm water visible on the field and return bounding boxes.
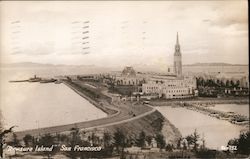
[156,106,246,149]
[210,104,249,117]
[0,68,107,131]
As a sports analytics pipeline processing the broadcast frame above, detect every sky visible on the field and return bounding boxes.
[0,1,248,68]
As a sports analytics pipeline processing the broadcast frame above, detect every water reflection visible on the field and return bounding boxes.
[156,106,245,149]
[210,104,249,117]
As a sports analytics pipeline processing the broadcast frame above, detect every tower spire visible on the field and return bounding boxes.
[176,32,179,45]
[175,32,181,54]
[174,32,182,78]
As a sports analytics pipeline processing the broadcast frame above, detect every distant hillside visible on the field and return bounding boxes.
[0,62,96,68]
[184,63,248,67]
[1,62,54,67]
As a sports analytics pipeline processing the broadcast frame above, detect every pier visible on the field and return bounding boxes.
[182,103,249,126]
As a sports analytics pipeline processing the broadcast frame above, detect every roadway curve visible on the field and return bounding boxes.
[14,82,155,140]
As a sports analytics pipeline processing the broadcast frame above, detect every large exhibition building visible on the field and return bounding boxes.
[113,33,197,99]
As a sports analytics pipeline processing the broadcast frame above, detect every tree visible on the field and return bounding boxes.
[220,80,225,87]
[228,131,250,155]
[192,129,200,151]
[23,134,33,147]
[38,134,56,159]
[6,133,20,157]
[113,128,126,154]
[67,127,83,159]
[145,135,152,147]
[237,132,250,154]
[0,126,17,158]
[186,135,194,149]
[186,129,200,152]
[184,129,201,152]
[0,111,3,133]
[136,131,146,147]
[38,134,55,147]
[59,134,69,144]
[165,144,173,152]
[230,80,235,88]
[103,132,112,149]
[70,128,82,146]
[102,132,113,157]
[177,138,182,149]
[155,134,166,149]
[226,80,230,87]
[216,79,221,87]
[10,133,20,146]
[236,80,240,88]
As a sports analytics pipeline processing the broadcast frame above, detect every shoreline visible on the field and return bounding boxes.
[150,98,249,127]
[63,81,118,115]
[183,103,249,126]
[150,97,249,106]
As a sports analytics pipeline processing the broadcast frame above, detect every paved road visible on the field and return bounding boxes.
[84,105,156,130]
[15,104,155,140]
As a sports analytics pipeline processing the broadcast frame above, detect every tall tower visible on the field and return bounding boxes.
[174,32,182,78]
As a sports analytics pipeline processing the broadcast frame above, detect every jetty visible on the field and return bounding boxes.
[149,97,249,126]
[9,75,60,84]
[182,103,249,126]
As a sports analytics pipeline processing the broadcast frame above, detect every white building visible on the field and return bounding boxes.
[142,33,197,99]
[142,76,196,99]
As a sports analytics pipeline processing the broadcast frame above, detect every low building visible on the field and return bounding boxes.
[142,76,196,99]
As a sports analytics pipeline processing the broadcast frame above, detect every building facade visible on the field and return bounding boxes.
[142,33,197,99]
[142,76,197,99]
[115,66,145,86]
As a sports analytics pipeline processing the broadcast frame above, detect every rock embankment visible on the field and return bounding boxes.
[150,97,249,106]
[103,110,181,146]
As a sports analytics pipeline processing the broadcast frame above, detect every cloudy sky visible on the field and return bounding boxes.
[0,1,248,67]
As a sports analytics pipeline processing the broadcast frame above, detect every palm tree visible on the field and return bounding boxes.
[0,126,17,158]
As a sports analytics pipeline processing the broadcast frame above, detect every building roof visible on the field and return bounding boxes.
[121,66,136,77]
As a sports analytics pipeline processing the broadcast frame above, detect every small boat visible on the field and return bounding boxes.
[233,121,249,125]
[9,80,28,82]
[40,78,57,83]
[54,81,62,84]
[28,75,41,82]
[29,78,41,82]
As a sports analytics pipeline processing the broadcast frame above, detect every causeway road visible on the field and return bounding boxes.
[14,81,155,140]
